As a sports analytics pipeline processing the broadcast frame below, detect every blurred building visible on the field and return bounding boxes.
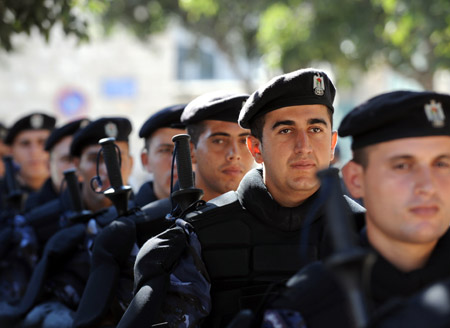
[1,22,449,186]
[0,22,262,189]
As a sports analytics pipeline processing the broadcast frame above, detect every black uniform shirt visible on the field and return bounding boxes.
[264,228,450,328]
[134,181,158,208]
[24,178,59,212]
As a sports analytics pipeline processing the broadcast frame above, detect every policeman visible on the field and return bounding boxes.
[135,91,255,245]
[0,123,9,178]
[24,118,90,212]
[0,119,89,303]
[259,90,450,328]
[122,68,365,327]
[70,117,134,213]
[135,104,186,207]
[4,113,56,194]
[0,123,10,210]
[0,114,55,303]
[181,91,255,201]
[73,92,255,328]
[0,117,134,328]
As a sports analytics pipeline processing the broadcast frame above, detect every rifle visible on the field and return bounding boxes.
[2,155,26,213]
[117,134,205,328]
[317,167,374,328]
[97,137,132,217]
[169,134,204,217]
[61,168,93,225]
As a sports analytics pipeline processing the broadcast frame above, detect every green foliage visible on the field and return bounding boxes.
[255,0,450,88]
[369,0,450,88]
[2,0,450,89]
[0,0,89,51]
[179,0,218,21]
[100,0,177,39]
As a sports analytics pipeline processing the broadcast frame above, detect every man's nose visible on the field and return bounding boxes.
[294,131,312,154]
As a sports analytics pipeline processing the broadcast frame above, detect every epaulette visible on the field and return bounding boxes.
[344,195,365,214]
[135,198,173,248]
[184,191,239,222]
[140,198,172,220]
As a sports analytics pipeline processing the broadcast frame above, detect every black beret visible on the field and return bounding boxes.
[239,68,335,129]
[0,123,8,142]
[339,90,450,150]
[70,117,132,157]
[139,104,186,139]
[45,118,91,151]
[5,112,56,145]
[181,91,249,125]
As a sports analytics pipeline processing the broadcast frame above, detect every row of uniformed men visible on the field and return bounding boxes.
[1,68,450,328]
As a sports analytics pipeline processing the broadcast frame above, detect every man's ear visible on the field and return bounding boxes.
[47,154,51,171]
[190,142,197,164]
[140,149,151,173]
[247,135,263,164]
[342,160,364,199]
[127,155,134,173]
[72,157,83,182]
[330,131,338,162]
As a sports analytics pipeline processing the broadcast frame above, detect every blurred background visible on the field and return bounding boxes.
[1,0,450,188]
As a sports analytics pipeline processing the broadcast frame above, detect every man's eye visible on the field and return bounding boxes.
[158,148,172,154]
[20,141,31,147]
[310,127,323,133]
[436,161,450,168]
[88,155,98,163]
[279,128,291,134]
[61,155,72,163]
[393,162,410,170]
[212,138,224,144]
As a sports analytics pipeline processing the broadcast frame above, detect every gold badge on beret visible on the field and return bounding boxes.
[104,122,118,138]
[0,127,7,140]
[313,73,325,96]
[30,114,44,129]
[424,100,445,128]
[80,119,90,129]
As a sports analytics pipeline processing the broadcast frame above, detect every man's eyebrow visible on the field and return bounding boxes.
[239,132,250,137]
[272,120,295,130]
[308,118,328,126]
[156,143,174,148]
[388,155,414,161]
[389,154,450,161]
[271,118,328,130]
[208,132,231,138]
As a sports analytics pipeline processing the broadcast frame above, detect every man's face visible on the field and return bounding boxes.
[0,140,10,177]
[75,141,133,211]
[11,130,51,188]
[247,105,337,207]
[191,120,254,201]
[141,127,185,199]
[49,136,74,193]
[344,136,450,249]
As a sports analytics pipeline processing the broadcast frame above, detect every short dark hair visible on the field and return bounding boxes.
[144,137,151,151]
[249,115,265,141]
[352,148,369,168]
[249,107,334,142]
[186,122,207,147]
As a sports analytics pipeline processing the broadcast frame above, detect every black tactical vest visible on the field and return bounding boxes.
[186,191,337,327]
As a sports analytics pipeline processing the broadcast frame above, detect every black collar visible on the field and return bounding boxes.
[236,168,325,231]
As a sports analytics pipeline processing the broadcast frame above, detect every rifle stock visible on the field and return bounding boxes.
[170,134,203,216]
[317,168,374,328]
[2,155,26,213]
[99,137,132,217]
